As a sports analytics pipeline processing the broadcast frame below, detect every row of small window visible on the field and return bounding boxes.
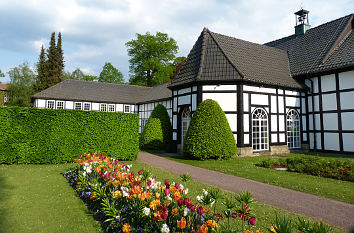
[46,100,131,113]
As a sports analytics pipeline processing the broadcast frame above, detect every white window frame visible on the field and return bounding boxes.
[287,109,301,149]
[83,102,91,111]
[124,105,131,113]
[47,100,55,109]
[108,104,115,112]
[252,108,269,152]
[4,94,8,103]
[56,101,64,109]
[74,102,82,110]
[100,103,107,112]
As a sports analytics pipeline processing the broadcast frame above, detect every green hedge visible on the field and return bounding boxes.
[0,107,139,164]
[140,104,172,150]
[183,99,237,160]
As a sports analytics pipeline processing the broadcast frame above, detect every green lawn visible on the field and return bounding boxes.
[0,161,345,233]
[167,153,354,204]
[0,164,102,233]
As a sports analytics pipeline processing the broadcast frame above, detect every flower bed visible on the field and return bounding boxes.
[257,156,353,182]
[64,153,260,233]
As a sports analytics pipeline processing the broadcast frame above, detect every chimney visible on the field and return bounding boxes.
[294,8,311,35]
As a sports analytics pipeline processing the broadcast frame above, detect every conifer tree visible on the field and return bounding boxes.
[56,32,64,81]
[34,45,48,91]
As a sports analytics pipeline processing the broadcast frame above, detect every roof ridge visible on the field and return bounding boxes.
[65,79,152,89]
[196,28,208,81]
[306,15,349,74]
[207,30,245,79]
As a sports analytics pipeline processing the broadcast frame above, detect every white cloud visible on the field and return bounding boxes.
[0,0,353,82]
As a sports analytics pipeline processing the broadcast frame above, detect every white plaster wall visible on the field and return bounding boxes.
[271,96,277,113]
[173,97,177,112]
[305,79,311,89]
[178,95,191,105]
[178,88,191,95]
[243,114,249,132]
[173,90,177,95]
[173,132,177,141]
[339,70,354,90]
[315,114,320,130]
[65,101,73,109]
[243,93,249,112]
[340,91,354,110]
[271,134,277,143]
[173,115,177,130]
[343,133,354,152]
[316,133,322,150]
[309,114,313,130]
[302,98,306,113]
[321,74,336,92]
[341,112,354,130]
[117,104,123,112]
[271,115,277,131]
[92,103,99,111]
[324,133,339,151]
[309,133,314,149]
[203,93,237,111]
[279,133,285,143]
[251,94,268,105]
[278,96,284,113]
[312,77,319,93]
[244,85,276,93]
[285,96,300,107]
[285,90,300,96]
[192,86,197,92]
[244,134,249,144]
[203,85,236,91]
[303,132,307,141]
[225,114,237,132]
[308,97,312,112]
[233,134,237,142]
[323,113,338,130]
[313,95,319,112]
[302,116,307,131]
[192,94,197,111]
[279,115,285,131]
[322,93,337,111]
[37,99,46,108]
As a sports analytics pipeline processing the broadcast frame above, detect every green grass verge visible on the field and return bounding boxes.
[129,161,344,232]
[0,164,102,233]
[0,160,346,233]
[167,153,354,204]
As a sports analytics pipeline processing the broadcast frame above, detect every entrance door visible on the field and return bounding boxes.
[181,107,191,149]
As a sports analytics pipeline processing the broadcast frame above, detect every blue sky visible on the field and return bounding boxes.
[0,0,353,83]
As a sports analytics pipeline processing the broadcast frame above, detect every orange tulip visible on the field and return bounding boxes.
[122,223,130,233]
[198,224,208,233]
[177,217,187,229]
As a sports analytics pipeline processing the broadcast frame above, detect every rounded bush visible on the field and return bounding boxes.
[183,99,237,160]
[140,104,172,150]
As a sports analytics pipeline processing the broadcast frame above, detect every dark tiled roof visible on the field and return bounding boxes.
[265,14,353,76]
[138,82,172,103]
[32,79,151,104]
[170,28,304,89]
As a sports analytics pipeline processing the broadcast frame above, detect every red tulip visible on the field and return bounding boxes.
[183,198,190,206]
[249,217,256,225]
[165,189,170,196]
[161,211,168,220]
[138,169,144,175]
[197,206,203,215]
[177,199,183,206]
[175,183,180,189]
[147,180,152,186]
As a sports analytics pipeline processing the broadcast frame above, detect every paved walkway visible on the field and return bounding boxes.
[138,152,354,230]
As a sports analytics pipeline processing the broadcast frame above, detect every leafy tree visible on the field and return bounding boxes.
[7,62,35,107]
[83,75,98,82]
[71,68,85,80]
[126,32,178,86]
[0,69,4,77]
[98,62,124,84]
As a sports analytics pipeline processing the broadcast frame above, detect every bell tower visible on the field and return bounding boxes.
[294,8,311,35]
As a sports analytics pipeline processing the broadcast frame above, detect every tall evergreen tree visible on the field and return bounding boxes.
[34,45,48,91]
[56,32,64,80]
[47,32,63,86]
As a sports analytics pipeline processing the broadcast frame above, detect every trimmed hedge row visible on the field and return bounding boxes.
[0,107,139,164]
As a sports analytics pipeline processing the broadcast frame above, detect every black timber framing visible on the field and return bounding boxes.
[318,76,324,150]
[335,72,344,152]
[237,83,244,147]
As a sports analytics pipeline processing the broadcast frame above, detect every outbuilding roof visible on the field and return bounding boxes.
[170,28,304,89]
[32,79,172,104]
[265,14,354,77]
[0,83,8,91]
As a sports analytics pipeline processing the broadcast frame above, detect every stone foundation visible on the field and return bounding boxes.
[237,147,254,157]
[270,145,290,155]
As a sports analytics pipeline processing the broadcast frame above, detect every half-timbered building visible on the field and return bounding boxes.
[32,10,354,155]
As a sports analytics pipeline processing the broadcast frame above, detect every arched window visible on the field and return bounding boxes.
[252,108,269,151]
[181,107,191,148]
[287,109,301,149]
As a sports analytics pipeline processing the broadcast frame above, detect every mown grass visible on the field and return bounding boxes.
[129,161,345,232]
[0,160,346,233]
[0,164,102,233]
[167,153,354,204]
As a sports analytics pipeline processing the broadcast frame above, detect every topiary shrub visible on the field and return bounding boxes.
[183,99,237,160]
[140,104,172,150]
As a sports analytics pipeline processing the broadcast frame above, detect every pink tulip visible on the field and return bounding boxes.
[197,206,203,215]
[147,180,152,186]
[249,217,256,225]
[138,169,144,175]
[161,211,168,220]
[114,168,118,173]
[165,179,169,186]
[165,189,170,196]
[183,198,190,206]
[177,199,183,206]
[232,213,237,219]
[189,205,195,212]
[175,183,179,189]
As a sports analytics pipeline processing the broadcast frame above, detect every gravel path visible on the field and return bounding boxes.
[138,152,354,230]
